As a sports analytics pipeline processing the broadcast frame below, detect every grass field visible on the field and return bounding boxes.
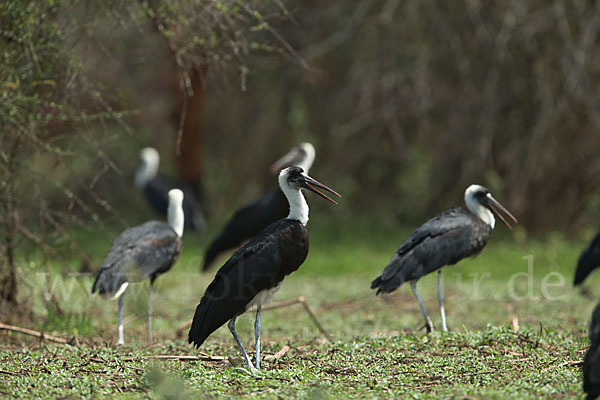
[0,215,596,398]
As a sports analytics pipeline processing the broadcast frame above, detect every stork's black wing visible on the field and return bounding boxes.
[202,188,288,270]
[585,303,600,399]
[91,221,181,296]
[575,230,600,286]
[371,207,491,293]
[190,219,308,348]
[143,177,206,232]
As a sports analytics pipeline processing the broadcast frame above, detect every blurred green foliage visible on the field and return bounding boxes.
[1,0,600,308]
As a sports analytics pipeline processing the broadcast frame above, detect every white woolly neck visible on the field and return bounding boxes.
[134,148,160,188]
[167,189,185,237]
[279,170,309,226]
[464,185,495,229]
[296,143,316,174]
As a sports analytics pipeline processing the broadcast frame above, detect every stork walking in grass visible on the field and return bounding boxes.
[189,167,340,370]
[371,184,517,333]
[202,143,316,271]
[92,189,184,345]
[135,147,206,233]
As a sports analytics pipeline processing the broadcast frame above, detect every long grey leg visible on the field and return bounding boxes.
[438,271,448,332]
[117,294,125,345]
[147,282,153,344]
[228,317,255,370]
[254,306,262,369]
[410,280,434,333]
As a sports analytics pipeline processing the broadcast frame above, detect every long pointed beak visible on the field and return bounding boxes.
[270,148,300,175]
[301,174,341,204]
[486,194,518,229]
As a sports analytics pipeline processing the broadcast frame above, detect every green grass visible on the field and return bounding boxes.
[0,216,595,398]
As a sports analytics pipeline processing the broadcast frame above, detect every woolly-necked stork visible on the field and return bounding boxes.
[371,184,517,332]
[135,147,206,233]
[574,231,600,286]
[188,166,340,369]
[92,189,184,345]
[584,301,600,399]
[202,143,316,271]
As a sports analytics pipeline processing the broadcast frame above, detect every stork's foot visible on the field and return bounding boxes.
[231,365,260,376]
[419,320,434,333]
[229,356,260,372]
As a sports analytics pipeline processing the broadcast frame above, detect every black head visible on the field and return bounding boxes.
[279,167,341,204]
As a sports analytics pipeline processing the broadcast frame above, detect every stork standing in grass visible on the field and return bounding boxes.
[135,147,206,232]
[371,184,517,333]
[92,189,184,345]
[189,167,340,370]
[202,143,316,271]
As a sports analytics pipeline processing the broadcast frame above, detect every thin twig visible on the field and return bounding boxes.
[0,322,72,345]
[541,359,583,372]
[0,370,18,376]
[297,296,333,341]
[148,354,226,362]
[264,345,290,361]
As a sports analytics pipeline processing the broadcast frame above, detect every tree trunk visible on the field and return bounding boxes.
[1,226,18,305]
[173,67,205,202]
[1,146,18,305]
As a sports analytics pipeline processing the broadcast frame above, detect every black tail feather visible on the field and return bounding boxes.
[188,297,214,348]
[575,231,600,286]
[370,274,405,295]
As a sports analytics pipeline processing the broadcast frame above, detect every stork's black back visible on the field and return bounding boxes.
[143,177,205,232]
[585,302,600,399]
[202,188,289,270]
[575,231,600,286]
[91,221,182,296]
[371,207,492,293]
[189,218,308,348]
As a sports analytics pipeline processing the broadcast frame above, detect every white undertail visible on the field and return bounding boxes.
[279,170,309,226]
[464,184,495,228]
[134,147,160,188]
[168,189,185,237]
[102,282,129,301]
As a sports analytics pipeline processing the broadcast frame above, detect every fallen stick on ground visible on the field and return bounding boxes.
[541,359,583,372]
[148,354,227,362]
[0,370,18,376]
[264,345,290,361]
[176,296,332,341]
[0,322,72,345]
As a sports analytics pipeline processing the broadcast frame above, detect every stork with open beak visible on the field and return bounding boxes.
[189,167,340,370]
[371,184,518,333]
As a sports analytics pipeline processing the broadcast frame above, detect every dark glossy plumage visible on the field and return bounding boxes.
[584,302,600,399]
[91,221,182,296]
[575,231,600,286]
[189,218,308,348]
[143,177,205,232]
[202,188,288,270]
[371,207,492,293]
